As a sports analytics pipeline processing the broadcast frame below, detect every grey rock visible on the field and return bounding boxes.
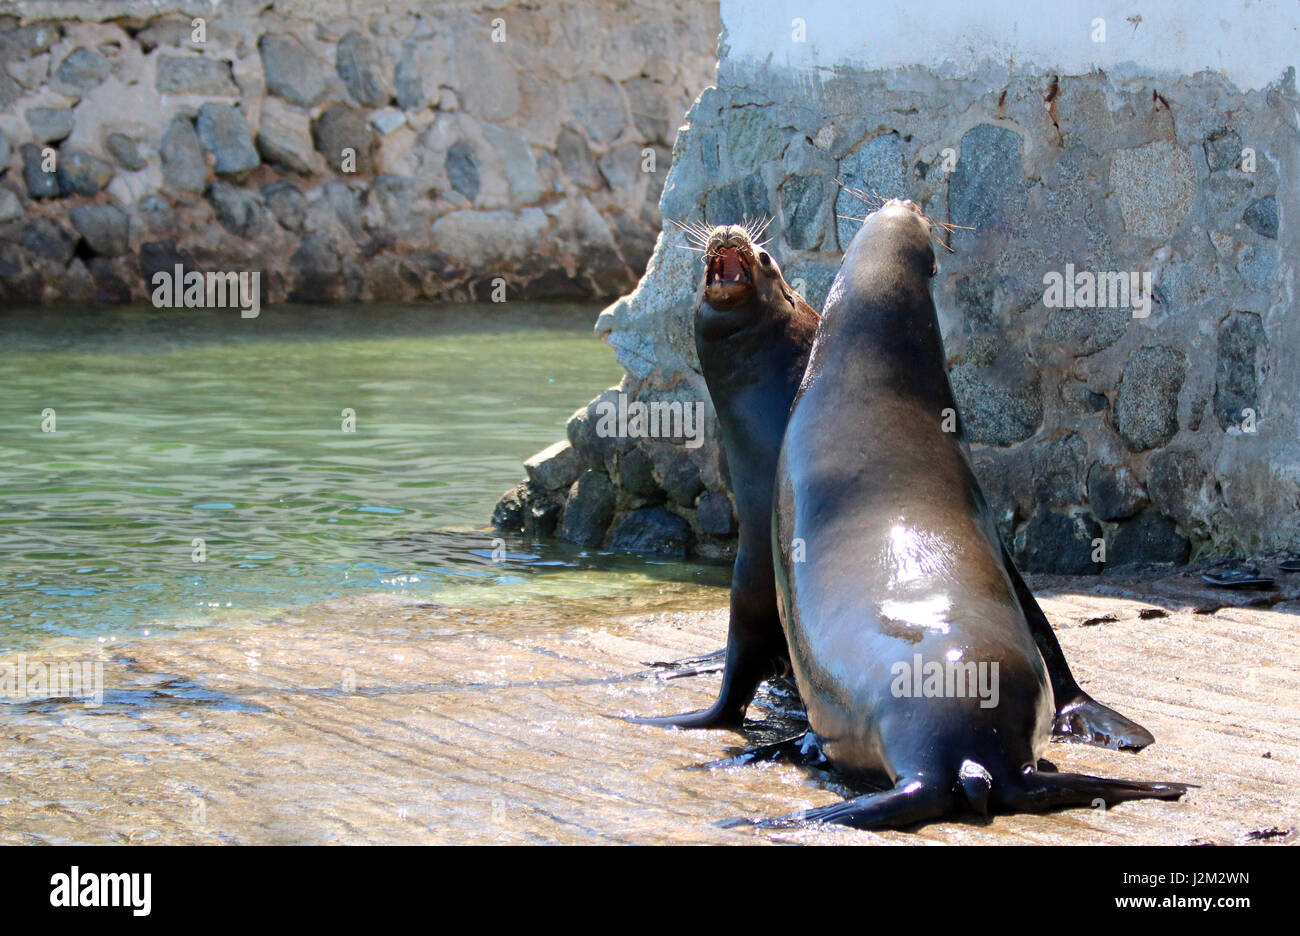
[569,75,628,145]
[652,444,704,508]
[1146,449,1206,534]
[696,491,735,536]
[262,181,306,232]
[138,239,190,286]
[705,171,769,225]
[155,56,237,96]
[25,106,73,143]
[85,258,132,303]
[0,188,22,224]
[561,470,616,546]
[324,182,362,235]
[0,129,8,167]
[1087,463,1147,521]
[617,445,663,501]
[196,103,260,176]
[597,143,642,195]
[0,22,61,58]
[105,133,147,171]
[1214,311,1266,430]
[430,208,548,266]
[1022,510,1102,574]
[138,195,174,233]
[445,141,480,202]
[1108,511,1190,567]
[948,124,1024,236]
[55,47,110,89]
[259,35,328,107]
[484,124,541,204]
[781,173,830,250]
[256,100,317,175]
[454,39,519,122]
[135,17,198,53]
[370,109,405,135]
[609,506,693,558]
[949,361,1042,446]
[1235,244,1276,292]
[70,204,129,256]
[1031,433,1087,507]
[1115,346,1186,451]
[528,499,564,538]
[835,132,907,246]
[208,181,264,237]
[160,116,207,193]
[623,76,671,145]
[21,217,76,264]
[491,484,527,533]
[288,232,343,302]
[56,151,115,196]
[1044,302,1130,355]
[524,440,583,492]
[556,128,602,189]
[392,42,426,110]
[1111,140,1198,239]
[722,105,785,173]
[1203,127,1241,172]
[313,105,374,174]
[1242,196,1278,239]
[336,31,389,107]
[19,143,60,199]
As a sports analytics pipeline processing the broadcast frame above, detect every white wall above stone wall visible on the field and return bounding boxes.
[722,0,1300,92]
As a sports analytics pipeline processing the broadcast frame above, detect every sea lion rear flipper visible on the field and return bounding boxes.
[744,778,955,831]
[1001,771,1191,813]
[999,543,1155,751]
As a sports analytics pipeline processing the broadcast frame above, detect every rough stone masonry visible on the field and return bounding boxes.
[0,0,718,303]
[496,1,1300,571]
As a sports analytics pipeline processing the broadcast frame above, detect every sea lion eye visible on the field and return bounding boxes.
[758,252,772,267]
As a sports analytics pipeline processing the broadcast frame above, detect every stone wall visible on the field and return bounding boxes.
[496,0,1300,568]
[0,0,718,304]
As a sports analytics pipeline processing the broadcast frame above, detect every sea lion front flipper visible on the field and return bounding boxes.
[705,731,825,768]
[625,632,779,730]
[1051,697,1155,751]
[999,543,1155,751]
[640,648,726,679]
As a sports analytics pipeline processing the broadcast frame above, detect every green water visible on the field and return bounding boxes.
[0,304,725,651]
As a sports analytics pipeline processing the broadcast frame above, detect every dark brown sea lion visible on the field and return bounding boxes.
[746,199,1185,828]
[632,222,820,728]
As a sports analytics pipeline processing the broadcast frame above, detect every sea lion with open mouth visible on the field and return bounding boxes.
[739,199,1186,829]
[630,221,820,728]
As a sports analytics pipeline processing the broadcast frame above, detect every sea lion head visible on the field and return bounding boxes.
[699,223,797,315]
[845,198,938,279]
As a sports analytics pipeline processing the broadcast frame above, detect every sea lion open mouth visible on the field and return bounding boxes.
[704,245,754,305]
[698,224,766,307]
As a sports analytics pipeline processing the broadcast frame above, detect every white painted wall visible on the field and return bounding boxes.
[722,0,1300,92]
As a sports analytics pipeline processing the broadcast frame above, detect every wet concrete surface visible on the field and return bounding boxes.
[1,571,1297,845]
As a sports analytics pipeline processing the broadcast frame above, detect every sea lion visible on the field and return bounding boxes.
[632,217,1155,752]
[749,199,1185,828]
[632,221,820,728]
